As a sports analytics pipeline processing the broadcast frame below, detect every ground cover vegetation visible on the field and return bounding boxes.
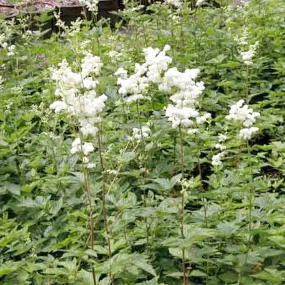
[0,0,285,284]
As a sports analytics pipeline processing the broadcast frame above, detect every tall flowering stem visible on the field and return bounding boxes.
[49,53,108,284]
[97,127,114,284]
[179,127,187,285]
[224,100,260,284]
[81,162,97,285]
[237,141,254,284]
[162,64,209,285]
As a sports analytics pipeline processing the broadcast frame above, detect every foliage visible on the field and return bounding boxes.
[1,0,285,284]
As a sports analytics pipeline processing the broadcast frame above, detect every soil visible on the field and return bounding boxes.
[17,1,57,12]
[58,0,82,6]
[0,5,18,17]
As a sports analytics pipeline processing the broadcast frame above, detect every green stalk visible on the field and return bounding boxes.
[82,166,97,285]
[237,141,254,284]
[136,101,150,252]
[245,64,250,103]
[97,126,114,285]
[179,127,188,285]
[78,132,96,285]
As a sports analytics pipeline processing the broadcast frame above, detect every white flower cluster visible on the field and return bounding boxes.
[212,133,227,167]
[129,125,151,142]
[212,152,226,166]
[215,133,228,151]
[0,34,16,57]
[196,0,204,6]
[165,0,182,8]
[234,28,259,65]
[79,0,99,13]
[240,41,259,66]
[70,138,96,168]
[50,53,107,165]
[226,99,260,127]
[239,127,259,140]
[109,50,122,61]
[162,67,210,131]
[234,28,249,46]
[226,100,260,140]
[115,45,172,104]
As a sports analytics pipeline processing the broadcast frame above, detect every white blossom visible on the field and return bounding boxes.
[50,54,107,139]
[82,142,94,156]
[109,50,122,60]
[125,94,150,104]
[165,0,182,7]
[80,123,98,137]
[240,41,259,65]
[196,0,204,6]
[234,28,249,46]
[70,138,94,156]
[196,113,211,125]
[78,0,99,13]
[7,45,16,56]
[187,128,199,135]
[238,127,259,140]
[226,100,260,127]
[163,66,208,132]
[116,45,172,104]
[226,100,260,140]
[215,143,227,150]
[115,67,128,78]
[130,125,152,142]
[218,133,228,142]
[212,151,226,166]
[71,138,82,154]
[165,105,199,129]
[81,52,102,78]
[50,101,67,113]
[159,67,202,94]
[106,169,119,175]
[82,156,96,169]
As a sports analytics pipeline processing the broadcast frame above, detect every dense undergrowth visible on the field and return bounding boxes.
[1,0,285,284]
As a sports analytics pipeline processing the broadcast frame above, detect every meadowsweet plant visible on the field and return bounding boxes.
[234,28,259,66]
[162,67,211,133]
[226,99,260,140]
[49,52,108,284]
[50,53,106,139]
[1,0,285,284]
[129,125,152,143]
[116,45,172,104]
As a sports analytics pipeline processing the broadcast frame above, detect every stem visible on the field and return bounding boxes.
[97,127,114,285]
[245,65,250,103]
[78,130,96,285]
[179,127,184,176]
[173,135,177,164]
[82,167,97,285]
[136,101,149,252]
[197,156,204,191]
[179,127,188,285]
[143,174,150,253]
[237,141,254,284]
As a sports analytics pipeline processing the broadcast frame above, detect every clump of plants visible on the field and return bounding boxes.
[1,0,285,284]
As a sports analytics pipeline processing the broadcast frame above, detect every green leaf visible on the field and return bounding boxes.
[3,182,21,195]
[251,268,285,283]
[268,236,285,248]
[132,259,157,277]
[0,262,21,277]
